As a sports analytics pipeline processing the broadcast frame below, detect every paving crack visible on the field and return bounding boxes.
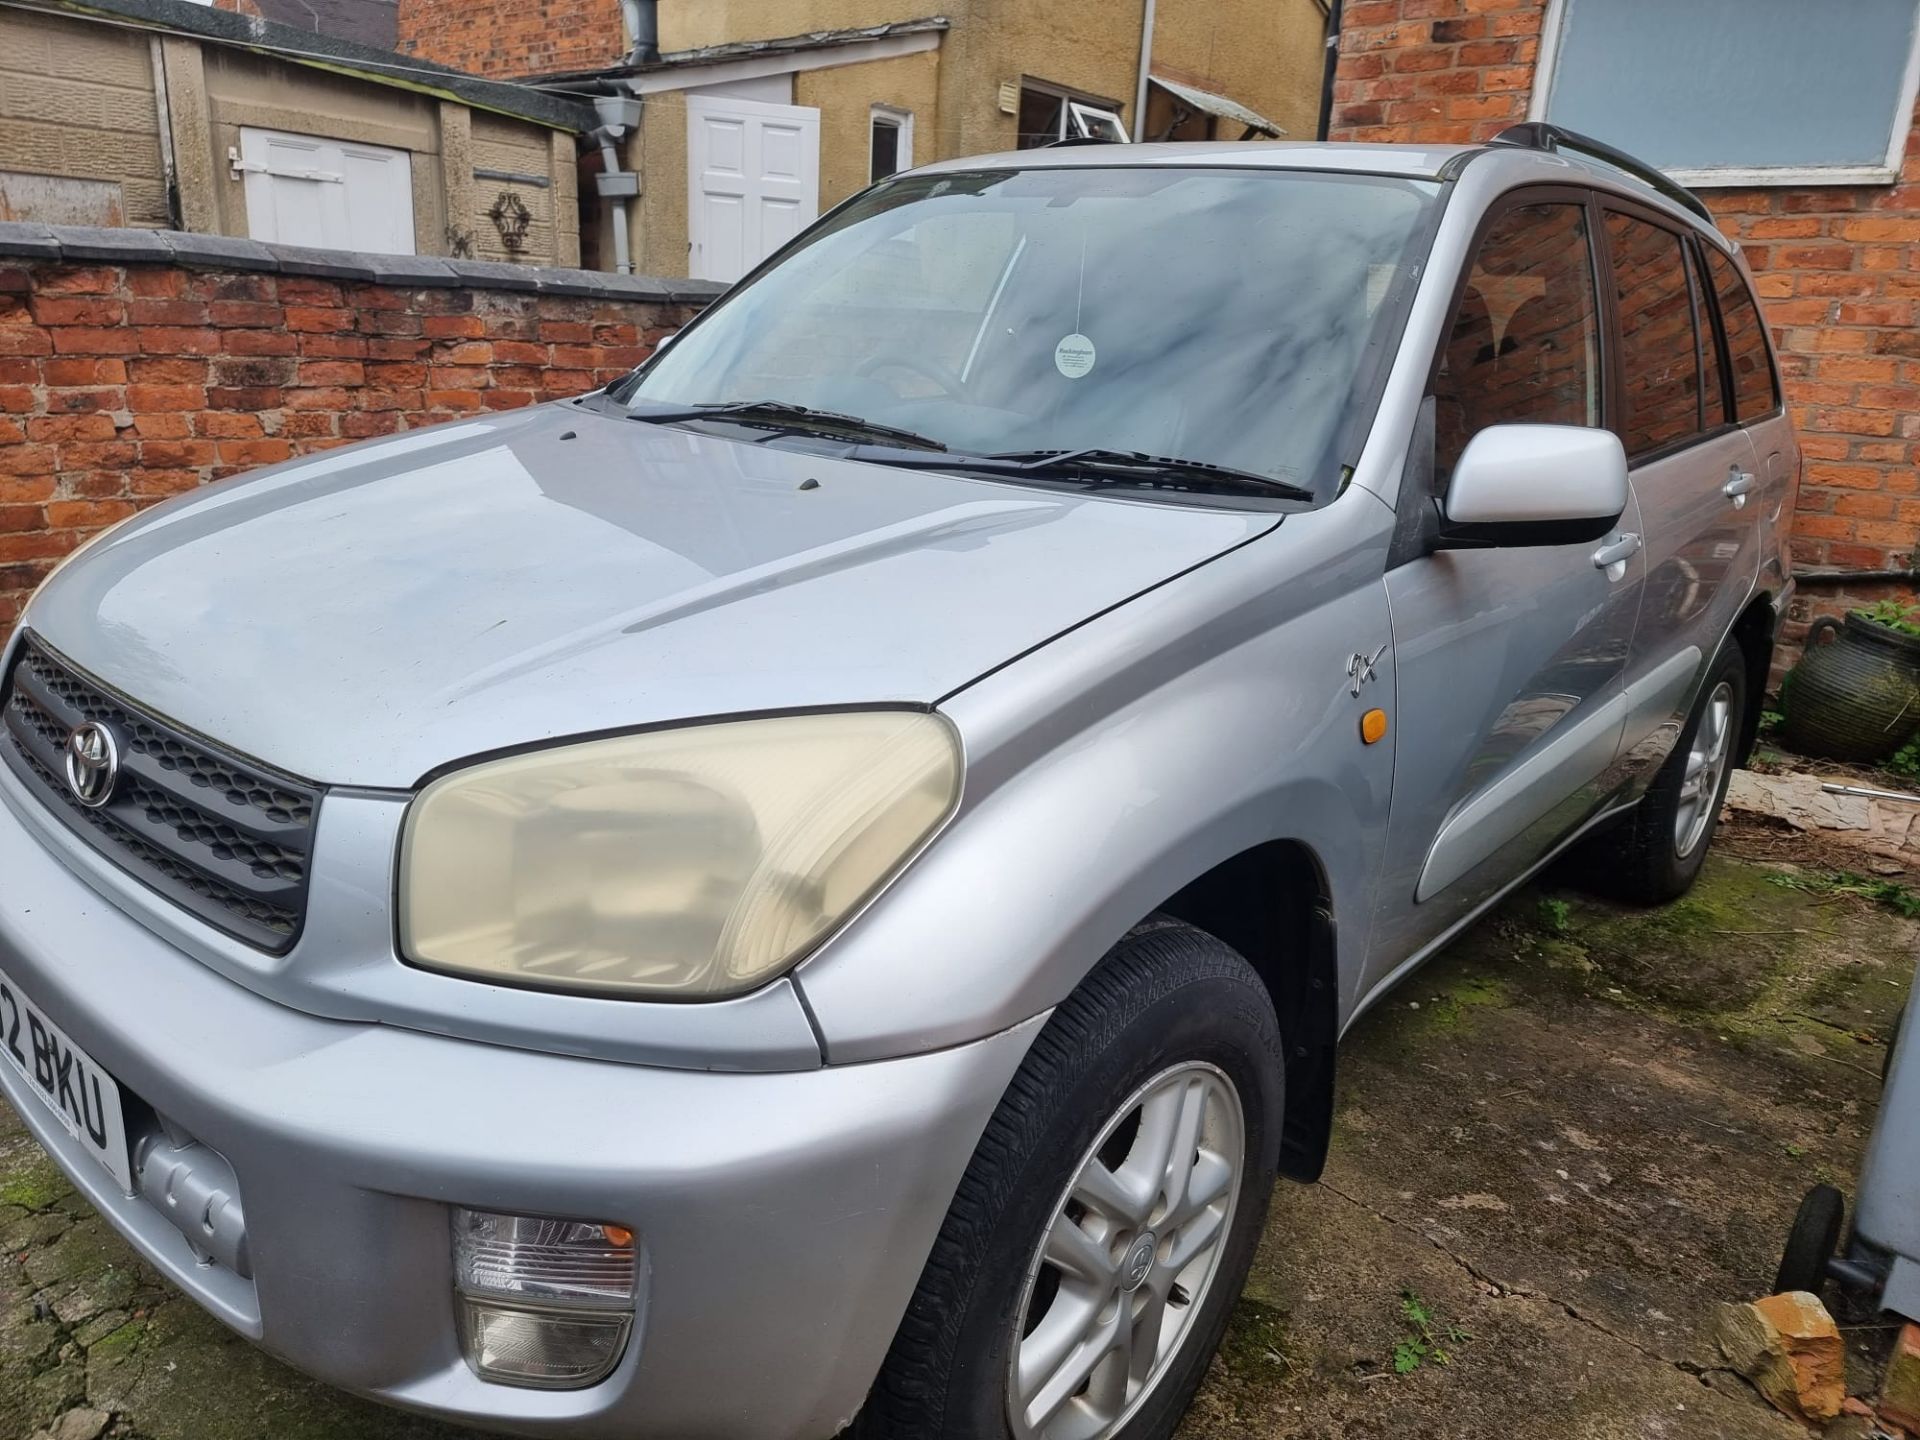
[1316,1178,1725,1385]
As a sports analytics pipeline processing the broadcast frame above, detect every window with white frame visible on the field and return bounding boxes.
[870,105,913,183]
[233,127,417,254]
[1533,0,1920,186]
[1016,82,1129,149]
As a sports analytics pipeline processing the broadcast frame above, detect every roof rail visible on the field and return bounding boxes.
[1488,122,1715,226]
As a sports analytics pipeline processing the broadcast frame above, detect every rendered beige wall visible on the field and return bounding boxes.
[632,89,686,278]
[1151,0,1326,142]
[797,50,940,211]
[931,0,1143,160]
[0,9,169,228]
[661,1,917,52]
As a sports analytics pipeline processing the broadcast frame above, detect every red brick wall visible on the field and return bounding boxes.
[396,0,625,79]
[0,260,698,639]
[1331,0,1920,628]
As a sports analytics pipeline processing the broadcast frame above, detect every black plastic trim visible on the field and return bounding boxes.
[1433,512,1623,550]
[0,635,322,954]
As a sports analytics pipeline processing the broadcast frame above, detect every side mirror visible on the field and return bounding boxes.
[1439,424,1627,548]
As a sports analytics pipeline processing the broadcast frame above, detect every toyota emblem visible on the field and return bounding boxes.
[63,721,120,809]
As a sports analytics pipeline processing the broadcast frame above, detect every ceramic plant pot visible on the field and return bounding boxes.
[1781,612,1920,763]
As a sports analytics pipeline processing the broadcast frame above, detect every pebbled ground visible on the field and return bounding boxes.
[0,847,1911,1440]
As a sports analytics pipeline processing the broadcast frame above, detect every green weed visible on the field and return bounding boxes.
[1855,599,1920,638]
[1391,1289,1470,1375]
[1766,869,1920,919]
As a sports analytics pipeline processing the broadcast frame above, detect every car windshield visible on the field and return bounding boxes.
[616,165,1441,497]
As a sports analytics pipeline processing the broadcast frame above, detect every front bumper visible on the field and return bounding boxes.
[0,779,1041,1439]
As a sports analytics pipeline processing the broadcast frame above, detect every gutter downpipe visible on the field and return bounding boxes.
[589,94,643,276]
[1133,0,1157,141]
[598,132,633,275]
[622,0,660,64]
[1316,0,1342,141]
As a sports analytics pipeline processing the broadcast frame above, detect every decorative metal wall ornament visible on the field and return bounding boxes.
[487,190,533,253]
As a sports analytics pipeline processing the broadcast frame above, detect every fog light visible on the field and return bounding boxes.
[456,1297,632,1389]
[453,1209,638,1388]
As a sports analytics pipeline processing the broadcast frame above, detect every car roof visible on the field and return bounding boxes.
[916,138,1476,181]
[912,139,1736,253]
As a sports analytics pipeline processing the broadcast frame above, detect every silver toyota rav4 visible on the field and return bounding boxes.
[0,125,1795,1440]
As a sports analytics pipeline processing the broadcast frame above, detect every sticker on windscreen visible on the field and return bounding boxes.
[1054,333,1096,379]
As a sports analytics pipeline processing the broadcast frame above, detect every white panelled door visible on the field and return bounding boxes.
[236,127,416,255]
[685,94,821,283]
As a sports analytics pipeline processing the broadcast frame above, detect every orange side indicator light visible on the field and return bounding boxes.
[1361,708,1389,745]
[601,1224,635,1249]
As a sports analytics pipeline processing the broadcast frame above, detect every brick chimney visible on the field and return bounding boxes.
[396,0,628,78]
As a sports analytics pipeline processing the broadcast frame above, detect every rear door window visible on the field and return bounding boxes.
[1602,211,1703,458]
[1703,245,1780,422]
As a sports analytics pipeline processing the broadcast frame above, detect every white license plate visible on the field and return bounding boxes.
[0,966,132,1193]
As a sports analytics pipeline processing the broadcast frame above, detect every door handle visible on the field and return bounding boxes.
[1591,532,1642,572]
[1724,470,1755,508]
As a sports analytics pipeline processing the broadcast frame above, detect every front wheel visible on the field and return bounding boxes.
[854,920,1284,1440]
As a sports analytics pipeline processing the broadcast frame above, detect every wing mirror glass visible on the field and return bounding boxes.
[1439,424,1628,548]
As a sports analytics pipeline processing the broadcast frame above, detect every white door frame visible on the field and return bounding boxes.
[685,92,821,283]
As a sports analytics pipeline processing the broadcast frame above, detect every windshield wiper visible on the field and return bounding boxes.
[629,399,948,452]
[980,448,1314,502]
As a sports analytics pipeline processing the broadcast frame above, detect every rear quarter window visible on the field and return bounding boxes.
[1704,245,1780,422]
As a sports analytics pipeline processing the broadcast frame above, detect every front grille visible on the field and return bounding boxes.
[0,634,321,953]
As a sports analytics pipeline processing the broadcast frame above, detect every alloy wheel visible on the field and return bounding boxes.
[1674,680,1734,858]
[1006,1062,1245,1440]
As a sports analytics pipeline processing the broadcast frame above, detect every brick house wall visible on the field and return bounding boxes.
[1331,0,1920,634]
[396,0,625,78]
[0,225,715,640]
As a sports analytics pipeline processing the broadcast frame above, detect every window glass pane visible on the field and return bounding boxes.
[1069,104,1129,143]
[1432,202,1600,477]
[1689,243,1727,428]
[1705,246,1778,423]
[1603,212,1702,457]
[1018,90,1064,149]
[871,120,901,184]
[1543,0,1920,175]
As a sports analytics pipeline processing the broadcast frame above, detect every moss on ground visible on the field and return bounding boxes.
[1212,1295,1295,1379]
[0,1156,67,1213]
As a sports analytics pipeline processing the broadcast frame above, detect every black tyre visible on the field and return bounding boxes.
[1774,1184,1845,1297]
[1586,644,1747,904]
[854,919,1285,1440]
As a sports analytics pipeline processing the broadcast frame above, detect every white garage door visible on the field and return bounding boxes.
[236,127,416,255]
[685,94,821,283]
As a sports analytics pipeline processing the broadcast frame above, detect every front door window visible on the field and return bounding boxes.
[1432,201,1602,478]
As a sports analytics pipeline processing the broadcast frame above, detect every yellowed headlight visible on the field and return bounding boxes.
[399,711,960,999]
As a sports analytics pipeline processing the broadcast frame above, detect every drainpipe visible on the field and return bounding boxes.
[591,95,643,275]
[1133,0,1157,141]
[1316,0,1343,141]
[622,0,660,64]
